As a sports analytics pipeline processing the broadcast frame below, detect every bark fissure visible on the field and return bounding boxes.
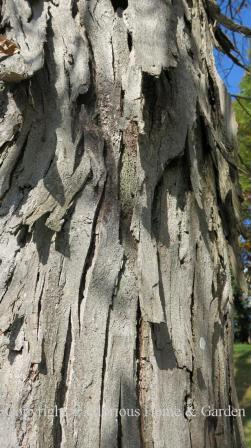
[117,382,123,448]
[53,311,72,448]
[135,299,143,446]
[99,303,112,447]
[36,271,45,339]
[77,178,106,331]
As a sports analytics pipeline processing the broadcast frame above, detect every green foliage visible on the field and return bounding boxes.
[233,55,251,197]
[234,344,251,447]
[233,49,251,274]
[232,50,251,342]
[234,293,250,342]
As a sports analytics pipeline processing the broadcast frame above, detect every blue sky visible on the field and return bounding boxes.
[215,2,251,95]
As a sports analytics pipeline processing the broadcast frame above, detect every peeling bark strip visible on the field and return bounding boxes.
[0,0,246,447]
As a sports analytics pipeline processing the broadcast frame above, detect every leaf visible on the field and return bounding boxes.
[0,35,19,56]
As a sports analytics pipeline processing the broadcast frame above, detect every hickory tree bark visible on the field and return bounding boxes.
[0,0,246,446]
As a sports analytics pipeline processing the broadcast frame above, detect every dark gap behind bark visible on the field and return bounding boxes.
[110,0,128,12]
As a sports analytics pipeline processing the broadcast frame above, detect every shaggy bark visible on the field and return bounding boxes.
[0,0,246,447]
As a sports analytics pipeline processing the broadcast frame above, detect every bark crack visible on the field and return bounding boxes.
[53,311,72,448]
[99,303,112,447]
[117,381,123,448]
[135,299,144,446]
[77,181,106,332]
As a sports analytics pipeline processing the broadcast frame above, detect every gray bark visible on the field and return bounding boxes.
[0,0,246,447]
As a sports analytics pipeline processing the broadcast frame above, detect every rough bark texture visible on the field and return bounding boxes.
[0,0,246,447]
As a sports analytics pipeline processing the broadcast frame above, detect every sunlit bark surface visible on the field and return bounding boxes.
[0,0,246,446]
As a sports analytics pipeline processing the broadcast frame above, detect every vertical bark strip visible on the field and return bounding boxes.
[0,0,246,446]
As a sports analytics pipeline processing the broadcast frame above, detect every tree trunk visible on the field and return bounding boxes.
[0,0,246,446]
